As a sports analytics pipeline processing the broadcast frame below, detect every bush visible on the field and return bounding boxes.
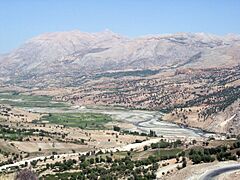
[182,160,187,168]
[113,126,121,132]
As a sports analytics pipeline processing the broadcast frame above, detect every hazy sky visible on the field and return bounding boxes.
[0,0,240,53]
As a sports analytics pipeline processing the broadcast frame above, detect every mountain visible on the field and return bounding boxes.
[0,30,240,87]
[0,30,240,134]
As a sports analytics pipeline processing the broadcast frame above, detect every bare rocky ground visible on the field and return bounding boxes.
[0,104,41,123]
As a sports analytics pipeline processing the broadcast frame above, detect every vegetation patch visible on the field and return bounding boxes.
[40,113,112,130]
[0,126,32,141]
[0,92,67,108]
[94,69,160,79]
[152,149,182,159]
[40,151,160,180]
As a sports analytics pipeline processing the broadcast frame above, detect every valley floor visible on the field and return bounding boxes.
[0,90,239,180]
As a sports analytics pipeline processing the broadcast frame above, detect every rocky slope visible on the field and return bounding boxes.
[0,30,240,87]
[56,65,240,134]
[0,30,240,134]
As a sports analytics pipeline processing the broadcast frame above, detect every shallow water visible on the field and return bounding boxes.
[23,105,214,139]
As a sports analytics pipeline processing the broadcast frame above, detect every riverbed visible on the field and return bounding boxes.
[0,92,215,139]
[24,105,215,139]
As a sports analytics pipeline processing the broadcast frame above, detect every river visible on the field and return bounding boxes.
[23,105,215,139]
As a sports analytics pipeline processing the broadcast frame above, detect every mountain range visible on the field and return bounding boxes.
[0,30,240,134]
[0,30,240,87]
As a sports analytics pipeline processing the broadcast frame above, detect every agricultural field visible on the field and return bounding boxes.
[105,148,183,161]
[0,90,233,180]
[0,92,67,108]
[0,126,32,141]
[39,113,112,130]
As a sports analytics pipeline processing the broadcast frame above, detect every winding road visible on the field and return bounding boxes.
[200,163,240,180]
[0,138,162,172]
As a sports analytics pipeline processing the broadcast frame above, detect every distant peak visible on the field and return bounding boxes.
[100,29,119,36]
[95,29,124,39]
[103,28,113,33]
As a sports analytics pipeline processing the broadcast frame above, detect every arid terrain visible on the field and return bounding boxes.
[0,31,239,179]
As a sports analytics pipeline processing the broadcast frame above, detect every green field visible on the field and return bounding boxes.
[94,69,160,79]
[152,148,182,158]
[95,148,182,160]
[131,148,182,160]
[0,91,67,108]
[0,91,113,130]
[40,113,112,130]
[0,128,32,141]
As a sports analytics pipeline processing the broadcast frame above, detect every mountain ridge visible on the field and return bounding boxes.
[0,30,240,87]
[0,30,239,135]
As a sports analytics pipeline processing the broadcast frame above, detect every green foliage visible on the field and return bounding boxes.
[233,141,240,149]
[42,148,176,180]
[30,160,38,167]
[150,139,182,149]
[40,112,112,130]
[113,126,120,132]
[174,85,240,118]
[0,125,33,141]
[0,92,67,108]
[182,159,187,168]
[186,144,240,164]
[188,149,215,164]
[94,69,160,79]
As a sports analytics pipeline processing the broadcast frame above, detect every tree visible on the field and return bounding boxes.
[113,126,121,132]
[106,156,112,163]
[182,161,187,168]
[191,154,202,164]
[30,160,37,167]
[192,140,197,144]
[236,150,240,156]
[182,158,187,168]
[89,158,95,164]
[95,157,100,163]
[149,130,157,137]
[143,145,148,151]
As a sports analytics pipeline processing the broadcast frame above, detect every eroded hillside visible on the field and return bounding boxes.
[56,65,240,134]
[0,31,240,88]
[0,30,239,134]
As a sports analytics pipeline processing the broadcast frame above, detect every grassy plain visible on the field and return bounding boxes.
[40,113,112,130]
[0,92,67,108]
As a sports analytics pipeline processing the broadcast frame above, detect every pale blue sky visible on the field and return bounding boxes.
[0,0,240,53]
